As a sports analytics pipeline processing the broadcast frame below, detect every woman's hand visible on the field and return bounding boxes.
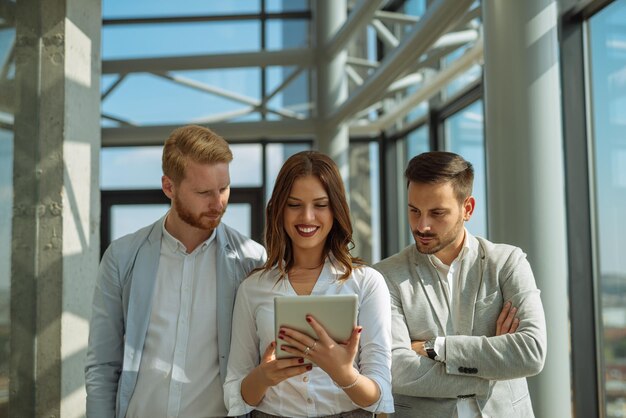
[255,341,311,386]
[278,315,362,387]
[241,341,311,406]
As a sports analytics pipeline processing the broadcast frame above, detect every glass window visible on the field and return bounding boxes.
[404,99,429,128]
[0,28,15,70]
[401,0,428,17]
[266,0,308,13]
[444,45,482,99]
[264,143,311,202]
[406,124,429,159]
[266,67,310,119]
[103,0,261,18]
[230,144,262,187]
[111,204,170,241]
[101,146,163,190]
[102,144,263,190]
[101,69,261,126]
[444,100,487,238]
[349,142,381,264]
[588,2,626,416]
[110,203,252,241]
[102,21,261,60]
[267,19,309,50]
[0,128,12,413]
[399,125,429,248]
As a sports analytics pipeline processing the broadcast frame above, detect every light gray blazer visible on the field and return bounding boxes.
[85,218,266,418]
[374,233,546,418]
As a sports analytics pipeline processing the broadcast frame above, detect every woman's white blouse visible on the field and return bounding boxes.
[224,259,394,417]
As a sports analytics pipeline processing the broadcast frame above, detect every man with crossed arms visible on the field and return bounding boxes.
[375,151,546,417]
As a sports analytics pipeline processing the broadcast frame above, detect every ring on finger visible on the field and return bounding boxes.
[303,346,311,356]
[310,341,318,352]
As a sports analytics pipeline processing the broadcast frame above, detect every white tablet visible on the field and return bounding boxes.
[274,294,358,363]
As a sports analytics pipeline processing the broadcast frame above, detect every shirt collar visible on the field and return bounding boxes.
[161,212,217,255]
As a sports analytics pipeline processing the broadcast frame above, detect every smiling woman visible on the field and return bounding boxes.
[223,151,394,418]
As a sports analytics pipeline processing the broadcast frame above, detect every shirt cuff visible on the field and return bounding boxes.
[351,375,395,414]
[225,380,256,417]
[434,336,446,362]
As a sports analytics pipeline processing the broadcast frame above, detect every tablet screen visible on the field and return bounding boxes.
[274,294,358,363]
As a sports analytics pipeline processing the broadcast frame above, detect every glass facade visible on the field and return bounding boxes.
[444,100,487,238]
[588,2,626,416]
[400,125,430,249]
[110,202,252,241]
[349,142,381,263]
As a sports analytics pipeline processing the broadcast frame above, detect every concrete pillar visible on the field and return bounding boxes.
[314,0,349,181]
[10,0,100,416]
[482,1,571,417]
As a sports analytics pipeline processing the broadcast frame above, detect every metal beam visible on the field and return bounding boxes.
[371,19,399,49]
[190,107,254,124]
[102,119,317,146]
[0,79,13,113]
[372,37,482,131]
[346,56,379,69]
[103,11,311,26]
[102,48,313,74]
[101,73,126,101]
[151,71,304,120]
[373,10,420,25]
[433,29,478,50]
[325,0,386,59]
[263,66,305,104]
[328,0,475,126]
[346,65,364,86]
[101,112,137,127]
[386,71,424,95]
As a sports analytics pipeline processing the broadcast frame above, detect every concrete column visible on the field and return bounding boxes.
[314,0,349,181]
[11,0,100,416]
[482,1,571,417]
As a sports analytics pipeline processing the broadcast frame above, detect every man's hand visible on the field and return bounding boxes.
[411,340,427,357]
[496,301,519,336]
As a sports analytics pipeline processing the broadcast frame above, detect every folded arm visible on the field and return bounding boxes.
[386,278,490,399]
[445,248,547,380]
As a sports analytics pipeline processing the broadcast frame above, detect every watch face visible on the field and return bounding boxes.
[425,338,435,350]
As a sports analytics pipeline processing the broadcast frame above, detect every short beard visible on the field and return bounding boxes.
[413,215,464,255]
[173,193,225,231]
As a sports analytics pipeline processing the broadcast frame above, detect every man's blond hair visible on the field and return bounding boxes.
[162,125,233,184]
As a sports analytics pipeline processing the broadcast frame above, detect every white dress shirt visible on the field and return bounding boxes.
[224,257,394,417]
[127,217,226,418]
[429,230,482,418]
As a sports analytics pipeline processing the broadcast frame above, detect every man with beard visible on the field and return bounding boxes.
[374,152,546,417]
[85,125,266,418]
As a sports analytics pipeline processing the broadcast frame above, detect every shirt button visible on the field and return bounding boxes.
[307,398,313,404]
[303,376,309,382]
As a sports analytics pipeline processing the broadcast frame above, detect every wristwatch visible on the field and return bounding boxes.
[424,338,437,360]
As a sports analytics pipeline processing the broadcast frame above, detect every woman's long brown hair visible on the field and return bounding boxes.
[261,151,362,281]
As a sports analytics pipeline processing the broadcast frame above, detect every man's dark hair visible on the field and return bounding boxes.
[405,151,474,203]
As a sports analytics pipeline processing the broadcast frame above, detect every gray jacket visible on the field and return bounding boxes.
[374,232,546,418]
[85,218,266,418]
